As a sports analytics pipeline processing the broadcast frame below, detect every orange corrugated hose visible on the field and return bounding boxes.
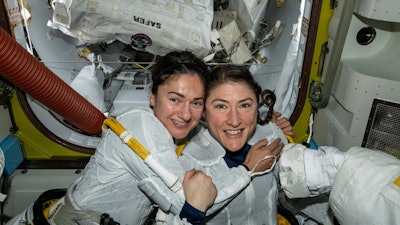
[0,27,105,135]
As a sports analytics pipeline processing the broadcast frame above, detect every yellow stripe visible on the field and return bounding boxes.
[103,118,151,160]
[176,141,188,156]
[286,135,295,144]
[43,199,59,219]
[395,176,400,187]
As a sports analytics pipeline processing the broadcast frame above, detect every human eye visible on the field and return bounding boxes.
[192,100,204,107]
[215,104,226,109]
[240,103,251,108]
[240,101,255,109]
[169,97,178,103]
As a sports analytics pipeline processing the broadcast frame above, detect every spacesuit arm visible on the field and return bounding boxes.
[115,108,189,215]
[178,129,252,216]
[153,211,200,225]
[136,148,249,218]
[330,147,400,225]
[279,143,345,198]
[151,166,251,225]
[118,108,248,219]
[139,166,249,225]
[179,154,251,215]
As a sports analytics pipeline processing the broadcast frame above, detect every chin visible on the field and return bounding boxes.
[225,144,244,152]
[172,131,190,140]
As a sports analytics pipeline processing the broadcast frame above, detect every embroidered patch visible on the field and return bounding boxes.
[130,33,152,51]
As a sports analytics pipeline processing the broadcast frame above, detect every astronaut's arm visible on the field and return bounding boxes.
[146,169,219,224]
[329,147,400,225]
[279,143,345,198]
[179,169,216,224]
[154,210,200,225]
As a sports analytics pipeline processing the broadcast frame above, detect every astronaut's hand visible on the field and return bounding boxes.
[183,169,217,212]
[244,138,283,172]
[272,112,295,138]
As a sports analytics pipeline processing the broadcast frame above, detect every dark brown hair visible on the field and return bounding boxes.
[150,51,211,95]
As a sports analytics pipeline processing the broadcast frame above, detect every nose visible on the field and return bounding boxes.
[227,109,241,127]
[178,103,192,121]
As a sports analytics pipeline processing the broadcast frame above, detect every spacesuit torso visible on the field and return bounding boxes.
[178,123,287,225]
[70,106,185,225]
[6,106,180,225]
[67,106,252,225]
[4,106,257,225]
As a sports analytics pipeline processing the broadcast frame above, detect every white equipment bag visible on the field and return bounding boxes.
[48,0,213,57]
[228,0,269,33]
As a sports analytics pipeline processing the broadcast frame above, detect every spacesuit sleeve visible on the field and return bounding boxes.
[178,155,251,216]
[179,128,254,214]
[205,165,250,214]
[152,165,251,225]
[329,147,400,225]
[118,108,249,218]
[153,211,197,225]
[279,143,345,198]
[116,108,187,214]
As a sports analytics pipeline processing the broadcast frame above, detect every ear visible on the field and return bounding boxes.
[149,92,156,107]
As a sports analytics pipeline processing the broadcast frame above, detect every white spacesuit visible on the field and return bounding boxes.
[5,106,252,225]
[157,126,400,225]
[280,144,400,225]
[158,122,288,225]
[6,106,399,225]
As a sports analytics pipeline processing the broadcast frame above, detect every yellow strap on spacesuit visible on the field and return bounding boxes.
[286,135,295,144]
[102,117,150,160]
[103,117,185,157]
[103,117,183,192]
[395,176,400,187]
[175,141,188,156]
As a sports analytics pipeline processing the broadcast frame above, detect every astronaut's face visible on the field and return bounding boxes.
[150,74,205,139]
[205,81,258,152]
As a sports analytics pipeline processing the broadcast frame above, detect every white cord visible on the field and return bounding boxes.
[249,155,277,177]
[19,0,34,54]
[307,113,314,144]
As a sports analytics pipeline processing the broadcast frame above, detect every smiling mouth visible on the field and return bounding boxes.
[173,119,189,127]
[225,129,242,135]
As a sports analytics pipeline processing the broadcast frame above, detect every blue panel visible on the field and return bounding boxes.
[0,135,24,176]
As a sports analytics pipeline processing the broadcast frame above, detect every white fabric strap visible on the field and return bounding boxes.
[123,134,133,144]
[145,155,183,193]
[119,131,128,142]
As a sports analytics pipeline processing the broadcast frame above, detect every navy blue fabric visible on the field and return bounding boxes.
[179,201,206,225]
[223,143,251,168]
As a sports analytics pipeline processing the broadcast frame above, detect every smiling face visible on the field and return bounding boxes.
[150,74,205,139]
[205,81,258,152]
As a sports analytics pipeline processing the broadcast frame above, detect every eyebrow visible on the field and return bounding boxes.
[210,97,255,103]
[168,91,184,98]
[168,91,204,100]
